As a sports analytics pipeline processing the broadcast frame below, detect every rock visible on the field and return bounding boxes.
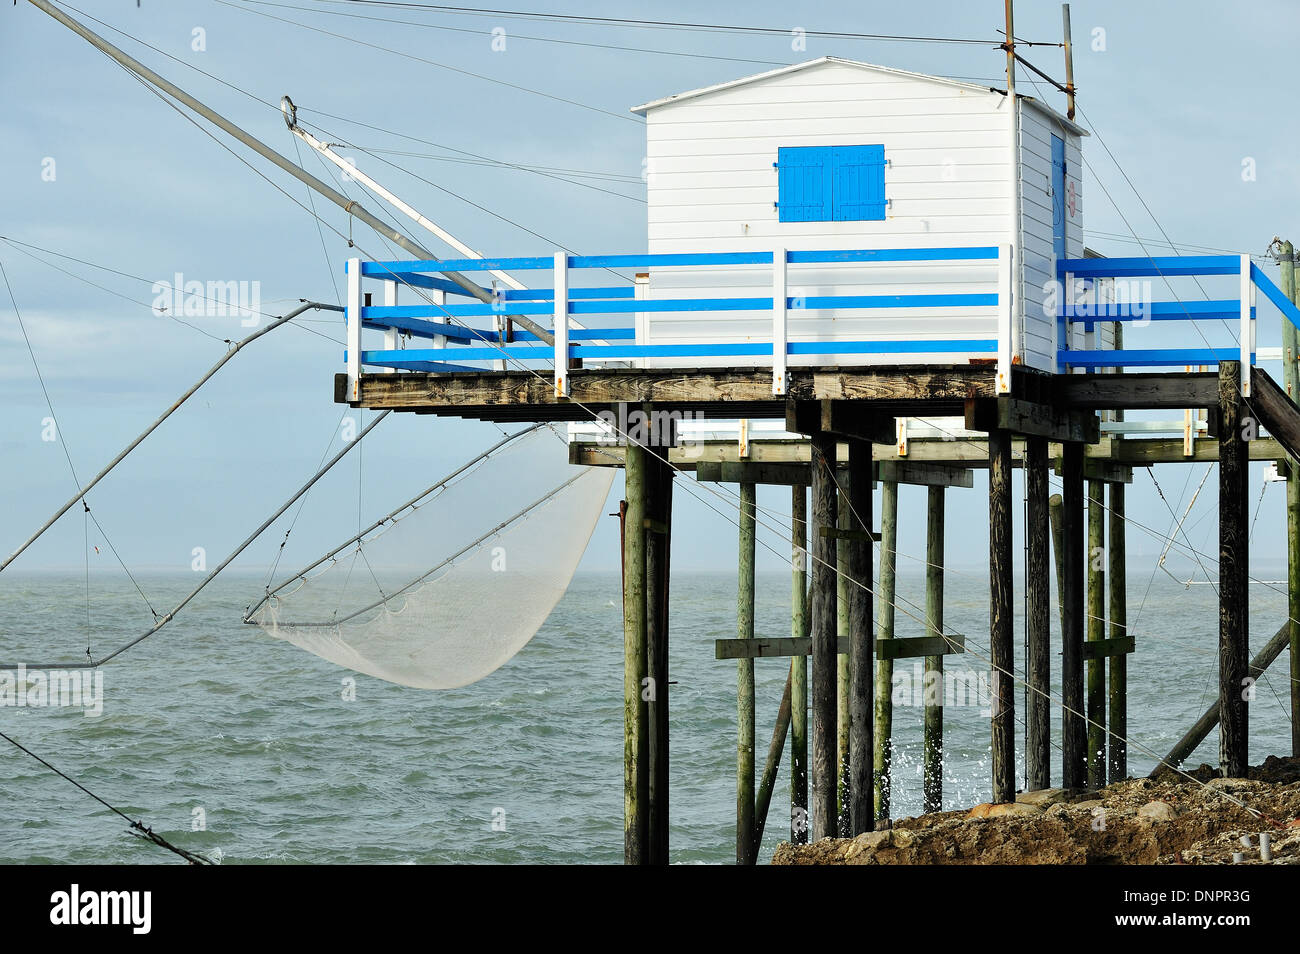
[1072,799,1105,814]
[1137,800,1177,822]
[843,829,892,860]
[1017,788,1067,807]
[969,801,1039,818]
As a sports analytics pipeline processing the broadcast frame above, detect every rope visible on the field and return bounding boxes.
[0,729,212,864]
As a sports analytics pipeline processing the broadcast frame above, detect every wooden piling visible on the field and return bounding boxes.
[923,484,945,813]
[1108,481,1128,781]
[736,481,757,864]
[836,495,851,836]
[1087,479,1107,787]
[622,440,649,864]
[873,479,898,821]
[1049,494,1067,638]
[752,670,792,857]
[644,453,672,865]
[1025,437,1051,791]
[1218,361,1249,777]
[1280,242,1300,758]
[810,431,839,839]
[988,427,1015,803]
[847,438,874,835]
[790,486,809,843]
[1061,442,1087,789]
[790,486,809,842]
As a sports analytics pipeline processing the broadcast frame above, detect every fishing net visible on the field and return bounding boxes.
[246,425,614,689]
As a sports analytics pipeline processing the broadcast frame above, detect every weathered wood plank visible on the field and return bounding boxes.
[876,633,965,661]
[1083,635,1135,661]
[351,365,998,414]
[966,397,1099,443]
[715,635,852,659]
[1055,372,1220,410]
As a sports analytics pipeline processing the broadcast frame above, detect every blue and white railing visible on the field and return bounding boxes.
[1058,254,1300,396]
[344,245,1013,400]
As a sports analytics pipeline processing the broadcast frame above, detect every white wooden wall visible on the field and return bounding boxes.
[640,61,1014,368]
[1018,100,1089,372]
[638,60,1099,373]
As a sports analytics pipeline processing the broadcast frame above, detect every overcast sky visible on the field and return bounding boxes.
[2,0,1298,590]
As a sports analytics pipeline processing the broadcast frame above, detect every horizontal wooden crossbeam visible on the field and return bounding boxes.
[1083,635,1135,661]
[876,633,966,660]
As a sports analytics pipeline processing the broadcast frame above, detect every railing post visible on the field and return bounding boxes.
[772,246,788,396]
[1241,254,1252,397]
[382,279,399,372]
[346,256,362,402]
[554,251,569,397]
[997,243,1013,393]
[1061,268,1074,373]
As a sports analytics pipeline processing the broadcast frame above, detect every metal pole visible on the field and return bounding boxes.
[1062,4,1076,120]
[0,302,340,575]
[5,410,390,671]
[23,0,553,346]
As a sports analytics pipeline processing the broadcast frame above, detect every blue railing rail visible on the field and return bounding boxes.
[344,245,1014,399]
[1057,254,1300,396]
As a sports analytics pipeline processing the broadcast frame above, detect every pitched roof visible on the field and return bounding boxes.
[630,55,1089,137]
[630,56,996,114]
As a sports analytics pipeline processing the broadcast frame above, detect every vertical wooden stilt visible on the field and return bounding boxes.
[847,438,874,835]
[644,452,672,865]
[923,484,945,813]
[836,495,851,836]
[873,479,898,821]
[1025,437,1051,791]
[1219,361,1249,777]
[622,441,649,864]
[1108,481,1128,782]
[790,486,809,843]
[753,671,792,858]
[1290,460,1300,759]
[1049,493,1067,638]
[736,482,756,864]
[1086,479,1107,787]
[810,431,839,840]
[1279,242,1300,758]
[989,427,1015,804]
[1061,442,1087,789]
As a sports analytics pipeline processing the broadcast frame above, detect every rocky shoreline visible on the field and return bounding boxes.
[772,756,1300,865]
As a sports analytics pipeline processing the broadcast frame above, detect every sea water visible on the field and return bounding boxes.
[0,568,1290,864]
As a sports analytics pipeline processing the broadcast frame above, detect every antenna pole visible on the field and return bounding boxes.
[22,0,553,346]
[1062,3,1077,120]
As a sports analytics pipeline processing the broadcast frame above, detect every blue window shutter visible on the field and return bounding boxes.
[831,144,886,221]
[776,146,832,222]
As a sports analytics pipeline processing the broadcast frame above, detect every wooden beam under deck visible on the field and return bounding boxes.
[340,365,1001,420]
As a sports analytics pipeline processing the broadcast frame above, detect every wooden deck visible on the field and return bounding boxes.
[337,364,1225,422]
